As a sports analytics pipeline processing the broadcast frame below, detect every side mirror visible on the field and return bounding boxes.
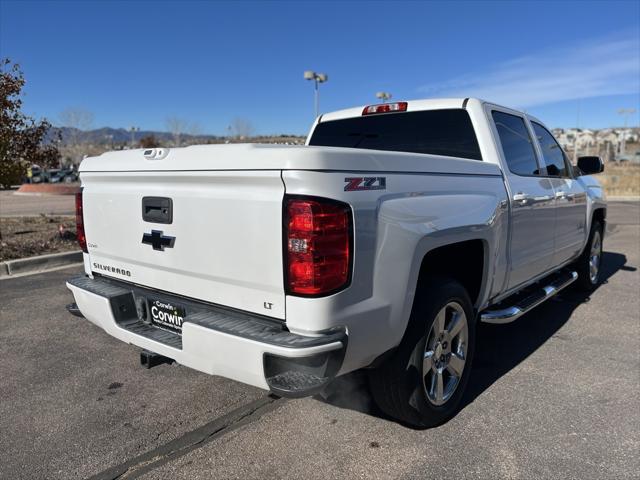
[577,156,604,175]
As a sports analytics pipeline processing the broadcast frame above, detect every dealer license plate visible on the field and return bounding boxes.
[147,297,186,333]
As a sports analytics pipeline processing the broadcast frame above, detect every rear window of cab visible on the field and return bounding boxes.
[309,109,482,160]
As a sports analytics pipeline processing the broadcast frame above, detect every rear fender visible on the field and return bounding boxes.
[283,170,508,374]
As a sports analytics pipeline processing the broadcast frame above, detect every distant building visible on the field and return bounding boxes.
[552,127,640,162]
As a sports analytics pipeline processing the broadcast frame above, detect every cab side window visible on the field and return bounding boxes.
[492,111,542,176]
[532,122,571,177]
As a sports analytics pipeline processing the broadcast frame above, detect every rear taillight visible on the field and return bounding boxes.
[362,101,408,115]
[75,191,87,253]
[284,196,352,296]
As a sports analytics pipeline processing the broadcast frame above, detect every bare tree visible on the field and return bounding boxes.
[230,117,254,140]
[165,116,188,147]
[59,107,94,163]
[186,121,203,144]
[59,108,93,140]
[139,135,160,148]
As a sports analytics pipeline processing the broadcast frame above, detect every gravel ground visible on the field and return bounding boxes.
[0,215,78,261]
[0,202,638,480]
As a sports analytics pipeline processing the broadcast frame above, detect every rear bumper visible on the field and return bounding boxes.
[66,275,346,397]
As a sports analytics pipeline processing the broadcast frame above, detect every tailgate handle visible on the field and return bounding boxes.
[142,197,173,224]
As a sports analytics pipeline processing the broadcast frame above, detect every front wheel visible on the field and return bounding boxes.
[575,220,603,290]
[368,277,476,427]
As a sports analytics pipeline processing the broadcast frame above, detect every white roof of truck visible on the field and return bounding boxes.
[320,98,476,123]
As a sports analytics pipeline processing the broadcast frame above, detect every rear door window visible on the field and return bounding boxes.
[491,111,542,176]
[309,109,482,160]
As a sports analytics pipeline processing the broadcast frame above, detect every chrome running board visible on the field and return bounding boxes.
[481,270,578,324]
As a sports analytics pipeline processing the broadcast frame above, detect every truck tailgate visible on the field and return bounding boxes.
[81,170,285,319]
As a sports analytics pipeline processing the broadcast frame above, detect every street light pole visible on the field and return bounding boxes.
[314,79,319,119]
[304,71,328,118]
[130,126,139,148]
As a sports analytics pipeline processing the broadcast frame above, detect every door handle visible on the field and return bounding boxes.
[512,193,529,205]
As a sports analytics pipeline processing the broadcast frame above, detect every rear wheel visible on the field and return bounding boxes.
[575,220,603,290]
[368,277,476,427]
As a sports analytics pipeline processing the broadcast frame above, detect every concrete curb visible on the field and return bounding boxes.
[16,184,80,195]
[0,251,83,279]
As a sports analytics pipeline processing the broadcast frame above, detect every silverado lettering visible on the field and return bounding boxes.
[92,263,131,277]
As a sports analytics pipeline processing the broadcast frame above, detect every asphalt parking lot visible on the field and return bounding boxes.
[1,201,638,480]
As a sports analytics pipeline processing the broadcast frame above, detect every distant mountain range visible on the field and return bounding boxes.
[46,127,223,145]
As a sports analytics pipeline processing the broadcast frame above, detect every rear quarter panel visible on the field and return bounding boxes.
[283,168,508,374]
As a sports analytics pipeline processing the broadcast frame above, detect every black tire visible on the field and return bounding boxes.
[574,220,603,291]
[368,277,476,428]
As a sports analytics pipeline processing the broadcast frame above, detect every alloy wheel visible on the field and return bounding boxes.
[422,302,468,406]
[589,230,602,284]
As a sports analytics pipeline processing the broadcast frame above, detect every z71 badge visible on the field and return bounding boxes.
[344,177,386,191]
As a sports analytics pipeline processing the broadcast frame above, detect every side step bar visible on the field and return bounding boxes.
[481,271,577,324]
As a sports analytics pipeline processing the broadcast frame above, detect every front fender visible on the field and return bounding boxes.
[578,174,607,243]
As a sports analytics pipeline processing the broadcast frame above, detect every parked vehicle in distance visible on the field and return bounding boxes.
[49,167,78,183]
[47,169,62,183]
[66,98,606,426]
[24,166,78,184]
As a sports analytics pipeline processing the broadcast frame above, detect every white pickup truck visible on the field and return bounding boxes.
[66,98,606,427]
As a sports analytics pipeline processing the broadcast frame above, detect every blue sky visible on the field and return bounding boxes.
[1,0,639,135]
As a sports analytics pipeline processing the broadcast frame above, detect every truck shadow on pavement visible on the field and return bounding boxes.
[315,251,633,428]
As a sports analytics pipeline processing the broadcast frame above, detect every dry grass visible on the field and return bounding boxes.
[598,163,640,197]
[0,216,79,261]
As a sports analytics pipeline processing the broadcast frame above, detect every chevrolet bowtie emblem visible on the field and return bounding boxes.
[142,230,176,251]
